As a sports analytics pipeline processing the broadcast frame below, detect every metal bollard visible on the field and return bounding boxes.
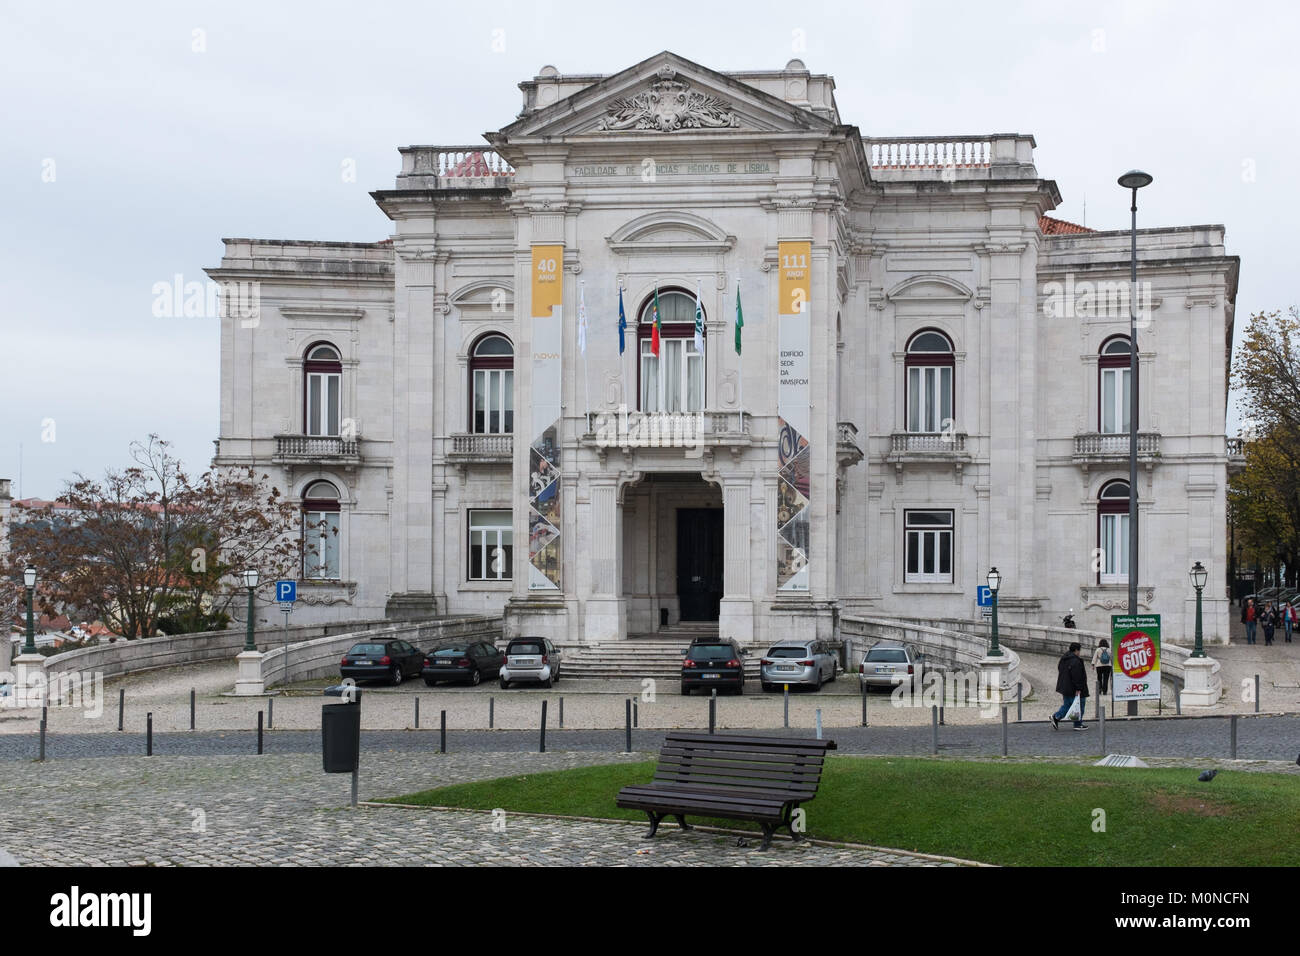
[489,696,494,730]
[440,710,446,754]
[1230,714,1238,759]
[268,697,274,729]
[415,696,420,729]
[1255,674,1260,714]
[1001,706,1008,757]
[118,688,125,732]
[1174,679,1182,716]
[1099,705,1106,753]
[539,700,547,753]
[559,697,564,730]
[633,698,638,728]
[624,698,632,753]
[146,712,153,756]
[1017,682,1023,722]
[861,682,868,727]
[939,704,945,726]
[257,710,263,754]
[39,720,46,762]
[709,695,716,735]
[190,688,196,731]
[815,708,822,740]
[931,705,939,755]
[783,684,790,729]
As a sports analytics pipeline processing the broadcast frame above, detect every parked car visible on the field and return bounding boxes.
[498,637,562,689]
[858,641,924,691]
[760,640,837,692]
[339,640,425,686]
[422,641,505,687]
[681,637,746,695]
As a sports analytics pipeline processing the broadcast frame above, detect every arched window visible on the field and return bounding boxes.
[1099,336,1131,435]
[304,344,341,437]
[1098,480,1130,584]
[469,334,514,434]
[302,480,341,580]
[905,330,954,433]
[638,289,703,412]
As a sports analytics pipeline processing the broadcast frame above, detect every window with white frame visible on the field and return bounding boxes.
[302,480,341,580]
[1099,337,1131,434]
[470,334,514,434]
[904,510,954,583]
[1098,480,1130,584]
[468,509,512,581]
[639,290,704,412]
[304,344,341,437]
[905,330,954,433]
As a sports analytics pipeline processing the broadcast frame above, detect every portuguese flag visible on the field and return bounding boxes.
[651,284,662,357]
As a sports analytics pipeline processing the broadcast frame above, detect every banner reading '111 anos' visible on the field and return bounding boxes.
[777,240,811,591]
[528,244,563,590]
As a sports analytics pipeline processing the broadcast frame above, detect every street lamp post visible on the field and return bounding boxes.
[1190,561,1207,658]
[1118,169,1152,717]
[987,567,1003,657]
[243,568,259,652]
[23,564,37,655]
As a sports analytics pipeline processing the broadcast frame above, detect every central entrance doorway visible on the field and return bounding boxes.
[677,508,723,621]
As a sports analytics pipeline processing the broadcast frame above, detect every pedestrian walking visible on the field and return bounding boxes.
[1285,602,1295,644]
[1262,602,1276,646]
[1050,642,1090,731]
[1242,598,1257,645]
[1091,639,1112,696]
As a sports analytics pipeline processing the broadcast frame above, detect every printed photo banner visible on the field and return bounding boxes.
[528,244,563,590]
[1111,614,1162,702]
[777,240,811,591]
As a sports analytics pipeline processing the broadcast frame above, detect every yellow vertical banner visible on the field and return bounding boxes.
[531,244,563,318]
[778,241,811,316]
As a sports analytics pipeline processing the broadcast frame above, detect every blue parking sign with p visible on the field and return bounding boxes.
[276,580,297,603]
[976,586,992,607]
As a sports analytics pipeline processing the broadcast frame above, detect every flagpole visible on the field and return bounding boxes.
[580,280,590,426]
[736,277,743,433]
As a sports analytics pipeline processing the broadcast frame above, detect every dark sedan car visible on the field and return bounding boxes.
[421,641,505,686]
[681,638,746,695]
[339,640,425,686]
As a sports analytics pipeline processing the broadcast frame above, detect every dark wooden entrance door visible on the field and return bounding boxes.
[677,508,723,622]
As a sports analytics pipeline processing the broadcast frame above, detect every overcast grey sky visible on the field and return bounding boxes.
[2,0,1293,498]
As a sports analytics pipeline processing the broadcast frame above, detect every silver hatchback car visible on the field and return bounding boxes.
[858,641,924,690]
[499,637,562,689]
[760,640,838,691]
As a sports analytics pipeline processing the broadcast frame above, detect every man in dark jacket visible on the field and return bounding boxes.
[1050,642,1090,730]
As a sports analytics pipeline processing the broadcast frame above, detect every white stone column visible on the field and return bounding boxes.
[1179,656,1222,708]
[584,477,625,642]
[719,476,754,644]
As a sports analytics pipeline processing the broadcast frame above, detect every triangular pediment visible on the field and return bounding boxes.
[496,51,836,139]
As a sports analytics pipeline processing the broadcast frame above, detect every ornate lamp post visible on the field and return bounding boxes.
[243,567,260,652]
[1190,561,1207,658]
[987,566,1003,657]
[23,564,37,655]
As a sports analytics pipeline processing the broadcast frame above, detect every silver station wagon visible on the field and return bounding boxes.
[858,641,925,690]
[760,640,838,691]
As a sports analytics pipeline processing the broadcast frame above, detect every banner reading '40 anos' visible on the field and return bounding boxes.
[1111,614,1161,702]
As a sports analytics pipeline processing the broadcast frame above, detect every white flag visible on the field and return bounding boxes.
[578,282,588,355]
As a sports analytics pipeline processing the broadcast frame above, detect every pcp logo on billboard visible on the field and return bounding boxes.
[1118,630,1156,678]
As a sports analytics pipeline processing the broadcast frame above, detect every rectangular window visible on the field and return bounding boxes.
[307,372,341,436]
[640,338,703,412]
[906,366,952,433]
[469,509,512,581]
[1100,368,1130,434]
[473,369,514,434]
[1100,513,1129,583]
[303,511,340,579]
[904,510,953,583]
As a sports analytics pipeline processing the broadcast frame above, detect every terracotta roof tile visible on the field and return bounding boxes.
[1040,215,1094,235]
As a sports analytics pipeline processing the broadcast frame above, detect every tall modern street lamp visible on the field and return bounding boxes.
[1118,170,1152,716]
[1189,561,1208,658]
[243,567,260,652]
[23,564,37,655]
[987,566,1003,657]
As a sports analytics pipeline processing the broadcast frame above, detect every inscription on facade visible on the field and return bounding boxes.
[569,161,772,177]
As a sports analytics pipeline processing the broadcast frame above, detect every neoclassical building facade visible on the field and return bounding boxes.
[209,51,1240,647]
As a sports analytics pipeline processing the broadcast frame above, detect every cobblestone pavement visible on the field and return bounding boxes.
[0,751,973,867]
[3,714,1296,763]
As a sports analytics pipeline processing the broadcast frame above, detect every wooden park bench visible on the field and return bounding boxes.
[616,732,838,851]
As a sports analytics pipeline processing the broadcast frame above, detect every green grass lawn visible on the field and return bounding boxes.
[383,757,1300,866]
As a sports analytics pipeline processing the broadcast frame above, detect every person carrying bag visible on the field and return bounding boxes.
[1051,642,1090,730]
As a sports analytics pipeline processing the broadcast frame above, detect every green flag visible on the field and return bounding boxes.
[734,283,743,354]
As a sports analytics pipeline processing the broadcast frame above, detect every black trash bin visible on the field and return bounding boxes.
[322,689,361,774]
